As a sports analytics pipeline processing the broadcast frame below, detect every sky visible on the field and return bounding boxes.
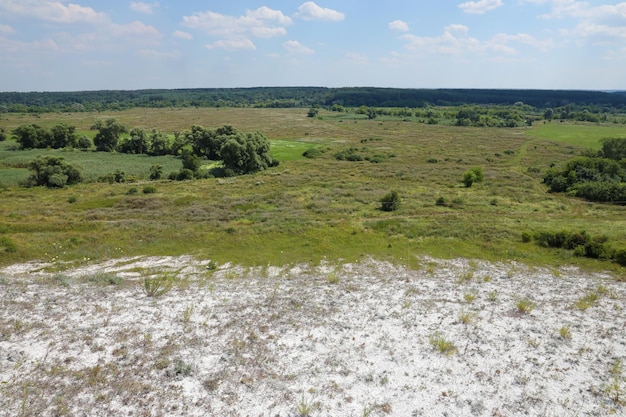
[0,0,625,91]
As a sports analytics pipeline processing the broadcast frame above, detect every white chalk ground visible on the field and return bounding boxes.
[1,256,625,416]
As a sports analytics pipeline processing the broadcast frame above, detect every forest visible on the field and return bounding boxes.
[1,87,626,113]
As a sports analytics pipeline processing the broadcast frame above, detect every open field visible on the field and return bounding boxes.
[1,108,626,270]
[527,122,626,150]
[1,108,626,416]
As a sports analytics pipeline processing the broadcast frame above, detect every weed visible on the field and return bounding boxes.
[143,185,157,194]
[458,271,474,283]
[528,338,541,348]
[574,286,606,311]
[516,298,536,314]
[143,274,174,297]
[559,325,572,340]
[459,311,474,325]
[167,358,193,378]
[327,271,340,284]
[182,304,194,323]
[429,332,457,355]
[296,392,314,416]
[487,291,498,302]
[463,293,477,303]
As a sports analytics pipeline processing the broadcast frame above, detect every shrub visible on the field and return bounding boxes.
[27,155,82,188]
[127,187,138,195]
[0,236,17,253]
[143,275,174,297]
[149,164,163,180]
[435,196,447,206]
[77,136,92,149]
[143,185,157,194]
[380,190,400,211]
[463,166,484,187]
[302,148,323,159]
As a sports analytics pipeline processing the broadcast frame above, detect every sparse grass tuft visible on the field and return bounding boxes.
[327,270,340,284]
[516,298,536,314]
[429,332,457,355]
[85,272,123,286]
[143,274,174,297]
[296,392,314,417]
[559,325,572,340]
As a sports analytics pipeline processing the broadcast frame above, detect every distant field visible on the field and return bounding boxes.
[528,121,626,150]
[0,108,625,271]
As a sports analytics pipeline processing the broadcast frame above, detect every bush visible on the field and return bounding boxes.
[27,155,82,188]
[0,236,17,253]
[303,148,323,159]
[143,185,157,194]
[380,190,400,212]
[77,136,92,149]
[149,164,163,180]
[463,166,484,187]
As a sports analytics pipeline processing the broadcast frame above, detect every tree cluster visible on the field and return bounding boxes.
[543,138,626,203]
[12,123,84,149]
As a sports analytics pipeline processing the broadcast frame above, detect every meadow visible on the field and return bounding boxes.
[0,107,625,272]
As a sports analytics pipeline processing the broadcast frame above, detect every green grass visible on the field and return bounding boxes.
[528,122,626,150]
[0,108,625,271]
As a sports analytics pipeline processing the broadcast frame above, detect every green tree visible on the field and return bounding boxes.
[220,131,278,175]
[91,118,127,151]
[600,137,626,161]
[307,107,319,118]
[149,164,163,180]
[119,128,149,154]
[49,123,78,148]
[149,129,171,156]
[12,124,49,149]
[27,156,82,188]
[181,149,201,172]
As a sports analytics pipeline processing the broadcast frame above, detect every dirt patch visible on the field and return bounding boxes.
[1,256,624,416]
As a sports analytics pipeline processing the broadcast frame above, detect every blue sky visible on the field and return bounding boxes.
[0,0,625,91]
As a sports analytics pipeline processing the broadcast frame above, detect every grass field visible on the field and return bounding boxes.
[527,121,626,150]
[0,108,625,272]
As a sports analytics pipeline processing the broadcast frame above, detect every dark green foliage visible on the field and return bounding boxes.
[148,130,172,156]
[543,156,626,202]
[0,128,6,141]
[532,230,619,262]
[149,164,163,180]
[119,128,149,154]
[307,108,319,118]
[13,124,51,149]
[143,185,157,194]
[77,136,92,149]
[91,118,127,152]
[302,148,323,159]
[600,137,626,161]
[614,249,626,266]
[380,190,400,212]
[335,148,364,161]
[181,149,201,172]
[220,130,278,175]
[27,155,82,188]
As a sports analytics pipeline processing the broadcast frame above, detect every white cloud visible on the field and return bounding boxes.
[172,30,193,40]
[295,2,345,21]
[0,0,109,24]
[111,21,162,47]
[400,25,552,57]
[182,7,292,39]
[459,0,503,14]
[138,48,181,59]
[130,2,159,15]
[283,40,314,54]
[0,23,14,34]
[389,20,409,32]
[206,39,256,51]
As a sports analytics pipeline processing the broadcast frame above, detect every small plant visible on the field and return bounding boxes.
[143,185,157,194]
[463,166,484,187]
[126,187,138,195]
[182,304,194,323]
[516,298,536,314]
[67,195,78,204]
[459,311,474,325]
[143,274,174,297]
[559,325,572,340]
[296,392,314,416]
[379,190,400,211]
[167,358,193,378]
[463,293,476,303]
[429,332,457,355]
[488,291,498,302]
[86,273,123,286]
[327,271,340,284]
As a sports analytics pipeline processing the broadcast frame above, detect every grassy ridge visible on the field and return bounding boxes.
[1,108,625,271]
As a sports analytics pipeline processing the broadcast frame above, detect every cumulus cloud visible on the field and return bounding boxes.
[295,2,345,21]
[0,0,109,24]
[283,40,314,54]
[206,39,256,51]
[130,2,159,15]
[182,7,292,39]
[400,24,552,57]
[389,20,409,32]
[458,0,503,14]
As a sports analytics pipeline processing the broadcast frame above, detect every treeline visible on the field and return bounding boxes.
[1,87,625,113]
[544,138,626,203]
